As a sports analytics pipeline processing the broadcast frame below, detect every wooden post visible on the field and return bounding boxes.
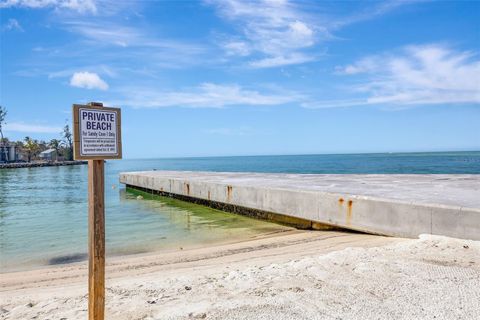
[73,101,121,320]
[88,159,105,320]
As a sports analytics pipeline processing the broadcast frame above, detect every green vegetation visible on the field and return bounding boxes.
[126,186,225,213]
[0,106,8,161]
[48,139,64,161]
[23,137,40,162]
[62,124,73,161]
[125,186,252,226]
[125,186,292,231]
[0,106,74,162]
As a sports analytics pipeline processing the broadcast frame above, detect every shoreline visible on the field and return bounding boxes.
[0,230,480,320]
[2,230,479,319]
[1,230,393,291]
[0,160,87,169]
[0,228,296,274]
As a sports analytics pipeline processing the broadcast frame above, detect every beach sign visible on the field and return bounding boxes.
[73,102,122,320]
[73,103,122,160]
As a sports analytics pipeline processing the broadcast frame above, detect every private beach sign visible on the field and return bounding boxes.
[73,102,122,320]
[73,103,122,160]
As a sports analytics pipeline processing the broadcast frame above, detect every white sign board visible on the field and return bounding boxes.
[73,104,122,160]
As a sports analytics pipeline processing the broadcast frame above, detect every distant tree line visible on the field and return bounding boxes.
[0,106,74,162]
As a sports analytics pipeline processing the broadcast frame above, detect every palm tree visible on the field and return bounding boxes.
[63,124,73,161]
[38,140,47,151]
[24,136,40,162]
[0,106,8,161]
[15,140,24,150]
[49,139,63,161]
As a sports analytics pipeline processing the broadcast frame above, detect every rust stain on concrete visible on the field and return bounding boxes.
[346,200,353,225]
[227,185,233,202]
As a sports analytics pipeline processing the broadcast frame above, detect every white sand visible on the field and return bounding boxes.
[1,230,479,320]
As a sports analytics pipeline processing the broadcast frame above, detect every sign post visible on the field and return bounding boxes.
[73,102,122,320]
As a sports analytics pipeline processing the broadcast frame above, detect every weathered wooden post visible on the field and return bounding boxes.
[88,157,105,319]
[73,102,122,320]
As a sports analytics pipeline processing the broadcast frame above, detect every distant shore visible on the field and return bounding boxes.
[0,160,87,169]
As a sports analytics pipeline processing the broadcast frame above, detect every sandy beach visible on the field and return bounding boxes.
[3,0,479,319]
[1,229,479,320]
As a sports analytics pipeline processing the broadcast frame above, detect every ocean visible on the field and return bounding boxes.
[1,151,479,271]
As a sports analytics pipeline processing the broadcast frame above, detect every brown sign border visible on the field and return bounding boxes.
[73,104,122,160]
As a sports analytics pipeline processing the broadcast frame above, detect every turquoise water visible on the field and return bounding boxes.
[0,164,289,272]
[1,151,479,271]
[121,151,480,174]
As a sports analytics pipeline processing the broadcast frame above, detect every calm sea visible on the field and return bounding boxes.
[1,151,479,271]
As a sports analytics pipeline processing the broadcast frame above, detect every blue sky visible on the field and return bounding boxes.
[1,0,479,158]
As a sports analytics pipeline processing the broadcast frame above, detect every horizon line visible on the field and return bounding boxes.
[122,150,480,161]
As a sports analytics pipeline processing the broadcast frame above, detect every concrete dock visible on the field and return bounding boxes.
[120,171,480,240]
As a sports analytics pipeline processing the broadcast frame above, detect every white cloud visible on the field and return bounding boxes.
[49,65,115,79]
[289,20,313,38]
[61,21,208,68]
[70,71,109,90]
[64,21,207,52]
[249,52,314,68]
[115,83,303,108]
[331,0,425,29]
[2,18,23,31]
[60,0,96,13]
[4,122,62,133]
[65,21,139,47]
[301,99,369,109]
[223,41,251,56]
[0,0,97,13]
[207,0,317,68]
[335,57,378,75]
[329,45,480,107]
[207,0,421,68]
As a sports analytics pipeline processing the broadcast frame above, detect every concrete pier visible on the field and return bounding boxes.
[120,171,480,240]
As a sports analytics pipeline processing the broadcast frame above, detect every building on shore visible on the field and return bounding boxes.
[0,142,20,163]
[39,149,59,161]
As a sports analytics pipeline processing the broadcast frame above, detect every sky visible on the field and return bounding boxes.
[0,0,479,158]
